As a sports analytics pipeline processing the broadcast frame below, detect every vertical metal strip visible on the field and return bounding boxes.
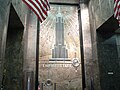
[35,19,40,90]
[78,3,86,90]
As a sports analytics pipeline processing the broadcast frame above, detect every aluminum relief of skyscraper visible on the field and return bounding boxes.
[52,8,68,59]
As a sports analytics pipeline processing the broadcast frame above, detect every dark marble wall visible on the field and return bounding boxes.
[4,25,24,90]
[97,32,120,90]
[0,3,24,90]
[0,0,11,87]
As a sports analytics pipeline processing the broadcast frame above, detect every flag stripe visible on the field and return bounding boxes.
[34,0,48,17]
[114,0,120,26]
[40,0,50,11]
[22,0,50,23]
[23,0,44,22]
[36,0,47,16]
[115,10,119,19]
[114,0,120,16]
[39,0,48,10]
[30,1,46,20]
[45,0,50,10]
[38,0,48,12]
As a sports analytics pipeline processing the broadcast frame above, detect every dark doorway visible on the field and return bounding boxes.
[3,4,24,90]
[97,15,120,90]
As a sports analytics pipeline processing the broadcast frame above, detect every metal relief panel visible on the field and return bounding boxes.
[40,5,80,59]
[39,5,82,90]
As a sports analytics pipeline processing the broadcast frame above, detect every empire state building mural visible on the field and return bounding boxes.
[40,5,80,60]
[39,5,82,90]
[52,8,68,59]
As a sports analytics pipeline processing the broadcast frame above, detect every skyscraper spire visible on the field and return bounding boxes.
[51,7,68,59]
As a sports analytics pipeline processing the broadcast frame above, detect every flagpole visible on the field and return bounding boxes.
[35,18,40,90]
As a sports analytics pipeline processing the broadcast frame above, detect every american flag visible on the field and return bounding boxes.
[114,0,120,26]
[22,0,50,23]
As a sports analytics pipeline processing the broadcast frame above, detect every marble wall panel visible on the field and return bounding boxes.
[89,0,114,29]
[0,0,11,87]
[97,32,120,90]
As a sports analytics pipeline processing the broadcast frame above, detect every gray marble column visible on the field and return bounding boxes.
[0,0,11,87]
[80,3,100,90]
[23,10,38,90]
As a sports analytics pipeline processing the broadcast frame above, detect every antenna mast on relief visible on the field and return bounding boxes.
[57,6,62,16]
[58,6,60,13]
[51,6,68,59]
